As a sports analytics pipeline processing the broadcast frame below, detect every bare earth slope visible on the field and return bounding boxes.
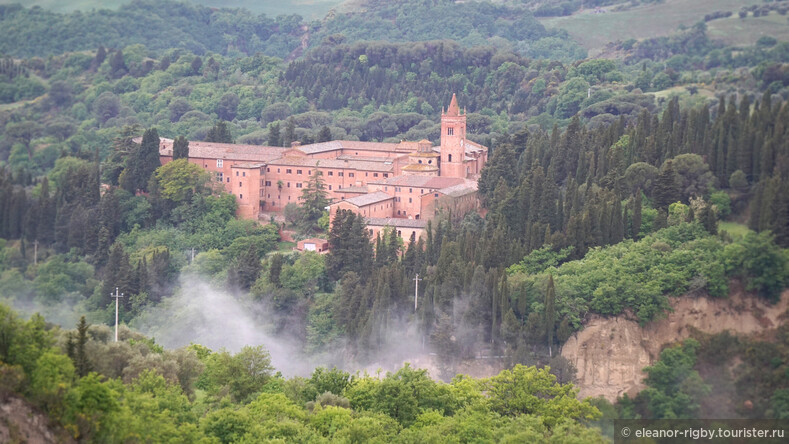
[562,285,789,402]
[0,396,75,444]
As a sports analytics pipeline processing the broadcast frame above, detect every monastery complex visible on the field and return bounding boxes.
[158,94,488,241]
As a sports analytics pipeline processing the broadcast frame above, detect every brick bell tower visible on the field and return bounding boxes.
[440,93,467,178]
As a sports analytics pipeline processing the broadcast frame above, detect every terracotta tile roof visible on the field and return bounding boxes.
[232,162,267,168]
[342,191,393,207]
[463,140,486,154]
[268,156,394,172]
[300,238,328,244]
[369,175,466,189]
[438,181,478,197]
[295,140,419,154]
[366,217,429,228]
[337,185,369,193]
[155,137,287,162]
[336,154,395,163]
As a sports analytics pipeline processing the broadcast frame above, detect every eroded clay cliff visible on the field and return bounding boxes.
[562,285,789,401]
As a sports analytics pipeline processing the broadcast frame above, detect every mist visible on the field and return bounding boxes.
[130,274,318,377]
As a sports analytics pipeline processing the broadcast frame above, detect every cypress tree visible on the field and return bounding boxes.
[269,253,284,287]
[268,122,281,146]
[172,135,189,160]
[545,274,556,357]
[632,190,643,239]
[317,126,332,143]
[653,160,680,210]
[282,118,296,147]
[74,316,92,377]
[206,121,233,143]
[701,203,717,235]
[95,45,106,66]
[611,197,624,244]
[230,244,261,291]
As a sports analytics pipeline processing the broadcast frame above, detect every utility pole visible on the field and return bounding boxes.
[111,287,123,342]
[413,273,422,311]
[191,247,195,262]
[33,239,38,265]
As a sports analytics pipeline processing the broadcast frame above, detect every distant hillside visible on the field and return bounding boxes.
[539,0,775,56]
[0,0,346,19]
[0,0,582,61]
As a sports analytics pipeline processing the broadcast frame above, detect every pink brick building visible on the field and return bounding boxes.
[156,95,487,240]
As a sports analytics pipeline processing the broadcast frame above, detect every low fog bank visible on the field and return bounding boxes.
[4,294,84,329]
[131,275,317,377]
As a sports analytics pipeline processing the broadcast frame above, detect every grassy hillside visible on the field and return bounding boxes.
[707,12,789,47]
[539,0,765,56]
[0,0,347,19]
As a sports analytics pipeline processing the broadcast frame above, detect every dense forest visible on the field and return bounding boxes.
[2,0,789,440]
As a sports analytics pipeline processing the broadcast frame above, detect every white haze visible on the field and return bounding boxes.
[130,275,322,376]
[130,274,445,378]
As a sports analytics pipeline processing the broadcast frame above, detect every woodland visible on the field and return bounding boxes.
[1,0,789,441]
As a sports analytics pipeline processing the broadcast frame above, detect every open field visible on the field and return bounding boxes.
[0,0,346,19]
[707,12,789,47]
[719,221,751,239]
[539,0,765,56]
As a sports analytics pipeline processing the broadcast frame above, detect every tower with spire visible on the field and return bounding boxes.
[440,93,467,178]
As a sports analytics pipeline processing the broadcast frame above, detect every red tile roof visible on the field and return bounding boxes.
[369,175,466,189]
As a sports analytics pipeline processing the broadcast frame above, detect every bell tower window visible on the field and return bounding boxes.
[447,127,454,136]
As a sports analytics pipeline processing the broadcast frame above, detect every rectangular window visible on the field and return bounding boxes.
[226,178,230,183]
[409,188,412,193]
[328,185,332,190]
[267,167,270,172]
[435,193,439,197]
[286,169,292,174]
[277,168,280,173]
[242,172,246,177]
[447,127,454,136]
[297,169,302,174]
[409,198,412,203]
[216,172,223,181]
[383,173,388,178]
[338,172,344,177]
[239,182,242,187]
[287,182,291,188]
[349,173,354,177]
[239,194,243,199]
[373,173,378,177]
[296,183,302,188]
[265,181,271,186]
[217,159,223,168]
[328,171,333,176]
[384,186,388,191]
[236,171,239,176]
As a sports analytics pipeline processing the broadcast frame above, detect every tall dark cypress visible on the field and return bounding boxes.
[74,316,92,377]
[653,160,680,210]
[632,190,643,239]
[545,274,556,357]
[172,136,189,160]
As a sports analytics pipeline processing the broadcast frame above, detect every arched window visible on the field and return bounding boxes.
[447,127,454,136]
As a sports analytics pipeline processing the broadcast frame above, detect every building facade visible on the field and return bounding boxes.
[158,95,487,237]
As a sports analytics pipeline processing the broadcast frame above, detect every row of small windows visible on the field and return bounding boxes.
[262,167,384,179]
